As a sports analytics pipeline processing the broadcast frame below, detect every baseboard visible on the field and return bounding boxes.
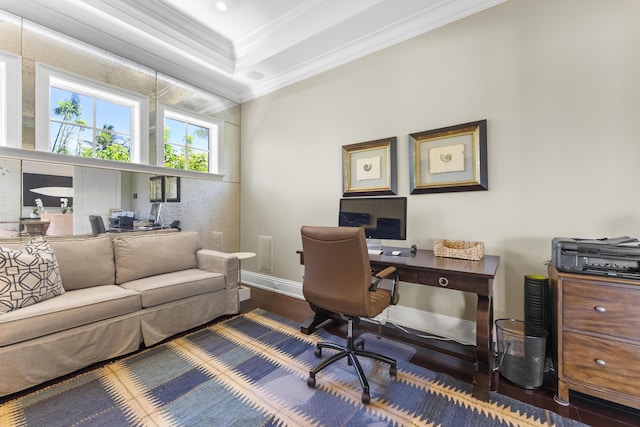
[238,286,251,302]
[241,271,476,346]
[242,271,304,300]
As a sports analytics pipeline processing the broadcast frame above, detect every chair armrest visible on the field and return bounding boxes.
[370,266,400,305]
[196,249,239,289]
[374,266,396,280]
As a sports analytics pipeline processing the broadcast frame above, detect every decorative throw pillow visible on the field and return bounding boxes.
[0,239,64,314]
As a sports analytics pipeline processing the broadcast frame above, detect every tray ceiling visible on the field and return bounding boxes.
[0,0,506,103]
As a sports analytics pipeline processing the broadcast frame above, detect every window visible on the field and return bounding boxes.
[160,105,222,174]
[36,64,148,163]
[0,50,21,148]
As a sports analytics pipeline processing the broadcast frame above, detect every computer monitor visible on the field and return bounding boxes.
[338,197,407,240]
[149,202,163,224]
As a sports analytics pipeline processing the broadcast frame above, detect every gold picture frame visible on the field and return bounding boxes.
[149,176,164,202]
[165,176,180,202]
[409,120,488,194]
[342,137,397,196]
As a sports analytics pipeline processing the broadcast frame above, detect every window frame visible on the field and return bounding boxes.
[35,63,148,163]
[157,103,223,175]
[0,50,22,148]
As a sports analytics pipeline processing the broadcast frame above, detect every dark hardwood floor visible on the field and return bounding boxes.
[242,286,640,427]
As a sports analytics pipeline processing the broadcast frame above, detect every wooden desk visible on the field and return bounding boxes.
[297,248,500,397]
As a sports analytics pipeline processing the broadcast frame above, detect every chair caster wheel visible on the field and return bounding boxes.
[314,348,322,357]
[307,376,316,388]
[389,365,397,376]
[361,392,370,405]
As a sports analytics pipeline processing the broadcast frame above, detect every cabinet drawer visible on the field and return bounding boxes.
[418,271,475,293]
[563,331,640,398]
[563,281,640,340]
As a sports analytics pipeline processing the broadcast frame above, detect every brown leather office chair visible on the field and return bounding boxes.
[300,225,400,404]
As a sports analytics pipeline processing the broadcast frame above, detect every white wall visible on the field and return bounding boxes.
[0,158,20,231]
[240,0,640,328]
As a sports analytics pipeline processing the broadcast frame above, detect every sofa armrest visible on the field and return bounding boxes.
[196,249,239,289]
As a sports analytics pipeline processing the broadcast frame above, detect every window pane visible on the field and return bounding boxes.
[110,133,131,151]
[187,124,209,150]
[165,118,185,145]
[188,148,209,172]
[96,99,131,134]
[164,143,186,170]
[92,132,131,161]
[49,121,91,155]
[163,110,217,174]
[50,87,93,127]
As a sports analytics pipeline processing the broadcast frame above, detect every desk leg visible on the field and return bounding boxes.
[472,291,494,400]
[300,303,332,335]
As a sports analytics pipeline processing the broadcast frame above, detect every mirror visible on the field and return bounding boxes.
[0,11,240,251]
[0,156,239,250]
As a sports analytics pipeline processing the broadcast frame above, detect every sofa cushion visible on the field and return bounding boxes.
[0,239,64,314]
[120,269,225,308]
[0,285,141,347]
[49,236,115,290]
[113,231,202,284]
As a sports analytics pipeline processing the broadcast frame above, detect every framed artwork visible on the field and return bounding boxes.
[342,137,397,196]
[22,173,73,207]
[409,120,488,194]
[149,176,164,202]
[165,176,181,202]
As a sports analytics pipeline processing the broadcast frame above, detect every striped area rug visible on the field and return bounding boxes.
[0,309,587,426]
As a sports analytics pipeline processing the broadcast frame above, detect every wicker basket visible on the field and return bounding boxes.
[434,240,484,261]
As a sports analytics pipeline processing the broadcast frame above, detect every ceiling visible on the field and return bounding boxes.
[0,0,505,103]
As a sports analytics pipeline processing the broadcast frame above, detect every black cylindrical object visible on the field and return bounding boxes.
[524,275,550,338]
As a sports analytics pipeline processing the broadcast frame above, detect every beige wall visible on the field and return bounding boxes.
[240,0,640,324]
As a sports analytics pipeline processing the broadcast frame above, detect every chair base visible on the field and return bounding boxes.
[307,319,397,404]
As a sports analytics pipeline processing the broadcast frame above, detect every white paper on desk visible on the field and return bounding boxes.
[113,211,134,218]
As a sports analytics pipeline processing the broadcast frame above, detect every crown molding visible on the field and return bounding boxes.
[233,0,379,72]
[83,0,235,73]
[0,0,506,103]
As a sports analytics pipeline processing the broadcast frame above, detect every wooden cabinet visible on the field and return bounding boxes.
[550,267,640,410]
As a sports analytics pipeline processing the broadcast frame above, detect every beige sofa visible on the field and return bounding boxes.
[0,230,239,397]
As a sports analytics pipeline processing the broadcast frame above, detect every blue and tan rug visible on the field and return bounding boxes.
[0,309,587,426]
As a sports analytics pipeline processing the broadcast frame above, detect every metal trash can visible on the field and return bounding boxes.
[495,318,547,389]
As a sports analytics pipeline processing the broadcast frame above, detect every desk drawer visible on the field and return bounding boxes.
[418,271,475,292]
[371,264,419,283]
[563,331,640,398]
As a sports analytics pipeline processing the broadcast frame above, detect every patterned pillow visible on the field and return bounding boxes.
[0,239,65,314]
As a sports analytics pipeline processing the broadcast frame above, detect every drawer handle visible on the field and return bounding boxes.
[595,306,606,313]
[438,277,449,287]
[595,359,606,367]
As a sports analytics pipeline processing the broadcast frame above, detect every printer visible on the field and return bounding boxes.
[552,236,640,279]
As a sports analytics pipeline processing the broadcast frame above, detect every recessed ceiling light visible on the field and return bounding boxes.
[216,2,228,11]
[247,71,264,80]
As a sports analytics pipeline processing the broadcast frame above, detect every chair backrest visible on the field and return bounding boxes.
[89,215,106,235]
[301,225,376,317]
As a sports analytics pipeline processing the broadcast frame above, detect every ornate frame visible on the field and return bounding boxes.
[342,137,397,196]
[409,120,488,194]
